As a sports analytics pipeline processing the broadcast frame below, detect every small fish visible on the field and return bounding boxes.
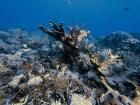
[20,61,32,72]
[124,8,130,11]
[107,20,112,24]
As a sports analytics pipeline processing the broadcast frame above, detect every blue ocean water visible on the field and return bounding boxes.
[0,0,140,35]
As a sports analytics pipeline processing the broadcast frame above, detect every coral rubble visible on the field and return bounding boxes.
[0,24,139,105]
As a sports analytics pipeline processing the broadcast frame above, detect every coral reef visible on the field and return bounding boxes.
[98,31,140,54]
[0,23,140,105]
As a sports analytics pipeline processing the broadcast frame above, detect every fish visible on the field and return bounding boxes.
[66,0,72,6]
[20,61,32,72]
[107,20,112,24]
[124,7,130,11]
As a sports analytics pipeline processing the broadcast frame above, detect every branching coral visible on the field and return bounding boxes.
[39,21,89,63]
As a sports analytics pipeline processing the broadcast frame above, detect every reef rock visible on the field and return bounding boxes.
[9,74,25,88]
[70,94,92,105]
[27,76,43,85]
[98,31,140,54]
[0,59,6,75]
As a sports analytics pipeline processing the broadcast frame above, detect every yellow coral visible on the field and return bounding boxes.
[108,50,121,62]
[77,30,89,42]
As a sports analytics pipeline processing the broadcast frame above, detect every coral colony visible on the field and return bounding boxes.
[0,21,140,105]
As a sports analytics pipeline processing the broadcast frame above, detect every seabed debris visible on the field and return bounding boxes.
[0,21,140,105]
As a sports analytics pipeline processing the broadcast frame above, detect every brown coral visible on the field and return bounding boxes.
[39,21,89,63]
